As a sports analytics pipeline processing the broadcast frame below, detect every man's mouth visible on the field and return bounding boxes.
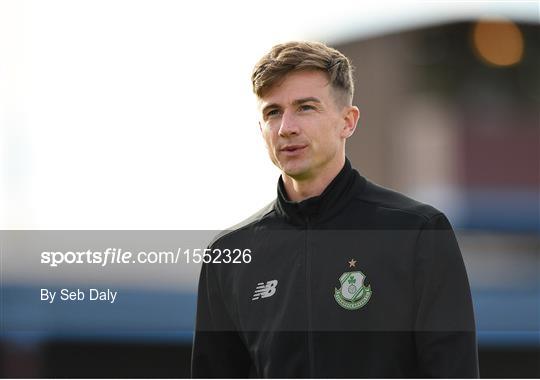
[280,144,307,154]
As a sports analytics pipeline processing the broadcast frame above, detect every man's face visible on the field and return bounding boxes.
[258,70,352,181]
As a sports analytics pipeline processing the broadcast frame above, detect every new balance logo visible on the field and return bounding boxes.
[252,280,278,300]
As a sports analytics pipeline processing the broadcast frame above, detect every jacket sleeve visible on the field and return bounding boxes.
[191,259,252,378]
[413,213,480,378]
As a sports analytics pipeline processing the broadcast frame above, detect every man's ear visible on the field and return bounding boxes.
[341,106,360,139]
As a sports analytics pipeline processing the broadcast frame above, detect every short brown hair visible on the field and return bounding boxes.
[251,41,355,105]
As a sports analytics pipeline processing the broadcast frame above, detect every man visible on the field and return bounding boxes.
[191,41,479,378]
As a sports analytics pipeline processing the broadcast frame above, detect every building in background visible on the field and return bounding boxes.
[337,19,539,377]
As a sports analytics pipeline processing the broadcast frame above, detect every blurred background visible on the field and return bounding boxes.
[1,0,538,378]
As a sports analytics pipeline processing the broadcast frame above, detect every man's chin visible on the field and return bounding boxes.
[281,163,311,180]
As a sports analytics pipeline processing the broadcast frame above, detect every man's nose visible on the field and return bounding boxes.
[278,110,300,137]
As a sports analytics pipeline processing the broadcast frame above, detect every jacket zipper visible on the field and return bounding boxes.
[304,216,314,377]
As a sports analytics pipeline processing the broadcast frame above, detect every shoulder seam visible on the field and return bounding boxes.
[209,206,275,247]
[352,196,439,221]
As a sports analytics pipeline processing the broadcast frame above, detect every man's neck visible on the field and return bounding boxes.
[282,156,346,202]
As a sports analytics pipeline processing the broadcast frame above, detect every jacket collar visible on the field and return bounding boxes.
[275,157,364,226]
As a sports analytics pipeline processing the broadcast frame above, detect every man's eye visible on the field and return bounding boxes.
[299,105,315,111]
[266,109,281,118]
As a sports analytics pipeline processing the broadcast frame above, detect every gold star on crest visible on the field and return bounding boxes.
[348,259,357,268]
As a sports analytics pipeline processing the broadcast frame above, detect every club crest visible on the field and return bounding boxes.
[334,261,372,310]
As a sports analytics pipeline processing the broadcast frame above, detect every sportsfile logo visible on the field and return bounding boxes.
[252,280,278,300]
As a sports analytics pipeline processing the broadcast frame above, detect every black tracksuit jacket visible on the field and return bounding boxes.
[191,159,479,378]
